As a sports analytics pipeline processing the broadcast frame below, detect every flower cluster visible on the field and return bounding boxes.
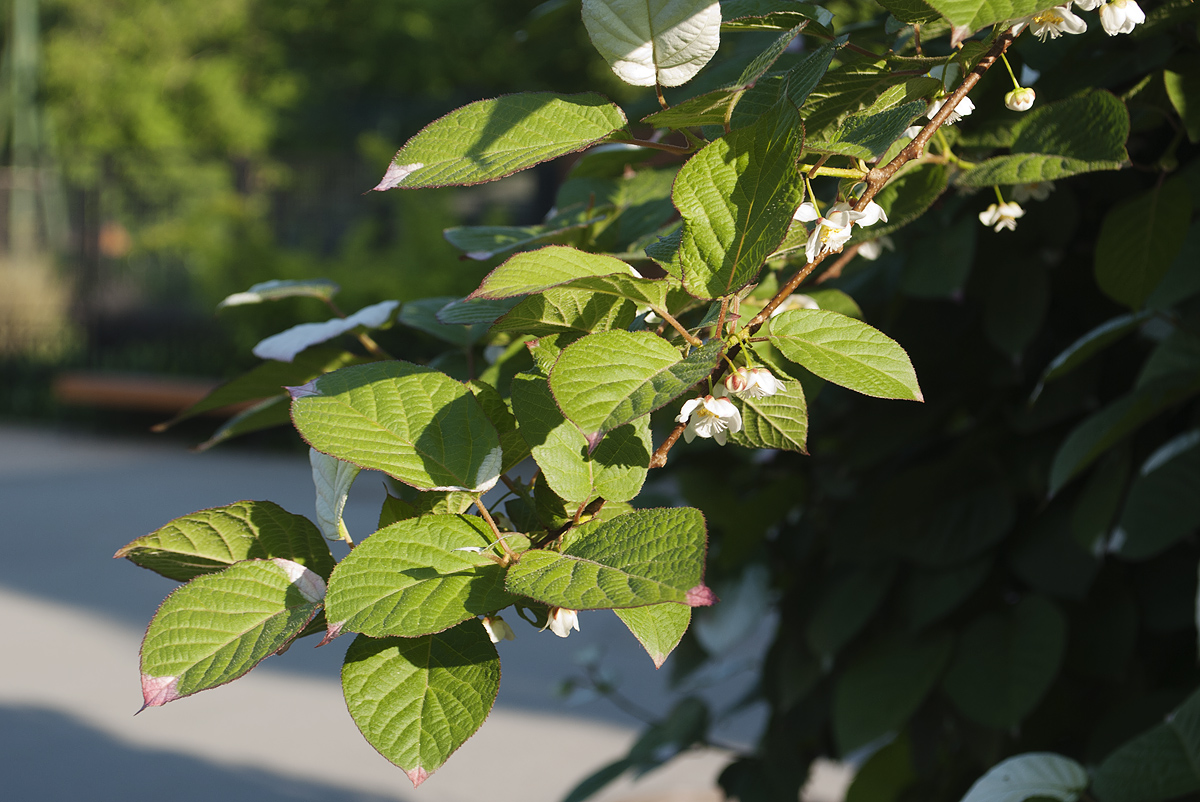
[718,367,785,399]
[677,367,788,447]
[793,199,887,263]
[1015,0,1144,39]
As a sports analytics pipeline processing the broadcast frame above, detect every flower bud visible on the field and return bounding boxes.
[1005,87,1036,112]
[546,607,580,638]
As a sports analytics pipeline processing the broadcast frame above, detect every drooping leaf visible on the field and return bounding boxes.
[1091,686,1200,802]
[1031,312,1152,401]
[615,603,692,668]
[1048,372,1200,496]
[1112,432,1200,560]
[725,377,809,453]
[959,753,1089,802]
[341,623,500,787]
[443,204,606,261]
[398,297,490,346]
[922,0,1045,31]
[721,0,834,32]
[139,559,325,708]
[324,514,516,639]
[115,500,335,582]
[549,332,723,444]
[491,287,636,336]
[289,361,502,493]
[153,347,364,431]
[676,101,804,298]
[372,93,627,190]
[511,374,651,505]
[581,0,722,87]
[309,449,359,543]
[253,301,399,363]
[1164,57,1200,143]
[942,595,1067,728]
[833,632,954,754]
[195,395,292,452]
[768,309,923,401]
[505,507,715,609]
[845,734,918,802]
[1095,178,1192,309]
[217,278,339,308]
[958,90,1130,188]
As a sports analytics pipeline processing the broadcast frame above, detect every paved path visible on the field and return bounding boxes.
[0,424,850,801]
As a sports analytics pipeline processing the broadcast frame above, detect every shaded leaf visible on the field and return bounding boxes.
[218,278,339,308]
[253,301,398,363]
[1091,686,1200,802]
[1095,178,1192,309]
[959,753,1088,802]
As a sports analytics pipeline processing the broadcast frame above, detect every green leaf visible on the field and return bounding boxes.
[902,214,976,298]
[875,0,942,24]
[399,297,489,346]
[958,90,1130,188]
[1031,312,1152,401]
[324,514,516,639]
[139,559,325,708]
[942,595,1067,729]
[1148,222,1200,310]
[505,507,715,609]
[1092,686,1200,802]
[615,603,692,668]
[725,377,809,453]
[550,332,723,445]
[379,490,475,527]
[922,0,1043,30]
[434,297,522,326]
[799,63,938,144]
[467,379,531,474]
[341,624,499,787]
[1113,431,1200,560]
[217,278,339,308]
[491,287,636,337]
[511,374,651,504]
[1138,330,1200,388]
[253,301,398,363]
[845,734,917,802]
[721,0,834,31]
[290,361,502,493]
[808,100,926,160]
[833,632,954,754]
[1165,55,1200,143]
[768,309,923,401]
[115,500,335,582]
[443,204,605,261]
[959,753,1089,802]
[581,0,722,87]
[1095,178,1193,309]
[372,93,627,190]
[471,246,670,308]
[1048,372,1200,496]
[195,395,293,452]
[676,101,804,298]
[310,449,360,543]
[154,347,363,430]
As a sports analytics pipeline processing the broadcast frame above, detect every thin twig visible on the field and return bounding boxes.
[655,307,703,345]
[475,499,516,560]
[655,82,669,110]
[814,243,862,284]
[617,137,694,156]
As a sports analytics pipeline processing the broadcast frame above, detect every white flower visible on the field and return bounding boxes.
[546,607,580,638]
[927,95,976,125]
[1005,87,1036,112]
[1098,0,1145,34]
[1020,6,1088,40]
[1074,0,1102,9]
[719,367,785,399]
[770,293,820,317]
[855,200,889,227]
[979,201,1026,232]
[482,616,516,643]
[1012,181,1055,202]
[794,201,865,262]
[858,235,895,261]
[677,395,743,445]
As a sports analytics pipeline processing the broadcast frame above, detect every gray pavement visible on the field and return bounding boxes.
[0,423,849,801]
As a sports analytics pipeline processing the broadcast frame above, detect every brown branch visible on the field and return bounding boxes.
[815,244,862,284]
[857,30,1015,211]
